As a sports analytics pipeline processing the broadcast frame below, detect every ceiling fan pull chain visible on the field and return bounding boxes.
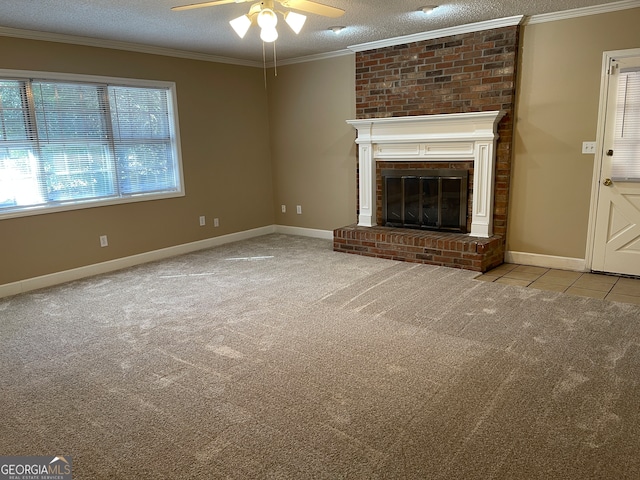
[273,41,278,77]
[262,41,267,89]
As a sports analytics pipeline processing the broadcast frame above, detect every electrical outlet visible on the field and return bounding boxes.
[296,205,302,215]
[582,141,596,154]
[281,204,286,213]
[199,215,206,226]
[99,235,108,247]
[214,218,219,227]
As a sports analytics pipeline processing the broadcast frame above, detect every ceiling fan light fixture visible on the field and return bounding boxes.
[284,11,307,34]
[257,8,278,29]
[260,26,279,43]
[229,14,252,39]
[419,5,438,14]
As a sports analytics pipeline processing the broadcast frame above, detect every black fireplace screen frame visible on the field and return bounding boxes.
[382,168,468,233]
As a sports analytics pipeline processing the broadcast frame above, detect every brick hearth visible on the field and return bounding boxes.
[334,225,503,272]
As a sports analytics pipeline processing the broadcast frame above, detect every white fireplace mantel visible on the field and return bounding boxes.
[346,111,505,238]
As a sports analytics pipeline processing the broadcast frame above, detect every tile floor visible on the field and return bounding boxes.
[475,264,640,306]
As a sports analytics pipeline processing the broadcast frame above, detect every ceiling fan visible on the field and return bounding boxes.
[171,0,345,43]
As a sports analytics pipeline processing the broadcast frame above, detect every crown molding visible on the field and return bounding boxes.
[0,23,352,69]
[0,26,263,68]
[525,0,640,25]
[347,15,524,53]
[268,48,353,67]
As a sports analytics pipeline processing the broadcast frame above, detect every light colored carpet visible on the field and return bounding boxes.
[1,234,640,479]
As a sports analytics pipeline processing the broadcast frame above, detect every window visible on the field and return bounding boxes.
[612,67,640,181]
[0,71,183,218]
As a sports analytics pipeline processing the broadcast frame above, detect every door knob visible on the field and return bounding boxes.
[606,149,614,156]
[603,178,613,186]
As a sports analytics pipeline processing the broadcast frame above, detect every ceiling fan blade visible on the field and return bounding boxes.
[279,0,345,18]
[171,0,248,12]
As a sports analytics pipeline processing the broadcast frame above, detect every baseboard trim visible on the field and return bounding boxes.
[0,225,276,299]
[4,237,585,298]
[505,251,587,272]
[274,225,334,240]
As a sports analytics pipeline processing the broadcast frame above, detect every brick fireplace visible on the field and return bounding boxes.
[333,22,520,272]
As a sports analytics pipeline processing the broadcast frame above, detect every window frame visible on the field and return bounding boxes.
[0,69,185,220]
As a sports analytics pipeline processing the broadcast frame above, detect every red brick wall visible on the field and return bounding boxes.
[355,26,519,238]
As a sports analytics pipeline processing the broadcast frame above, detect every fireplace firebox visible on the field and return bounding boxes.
[382,168,468,233]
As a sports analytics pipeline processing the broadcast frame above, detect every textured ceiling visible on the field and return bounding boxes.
[0,0,634,63]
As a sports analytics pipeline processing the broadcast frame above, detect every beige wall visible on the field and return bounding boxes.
[0,37,274,285]
[509,8,640,259]
[267,54,357,231]
[4,6,639,287]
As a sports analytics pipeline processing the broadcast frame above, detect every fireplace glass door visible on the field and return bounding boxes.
[383,169,468,232]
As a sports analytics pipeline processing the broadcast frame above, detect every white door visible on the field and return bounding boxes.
[592,53,640,276]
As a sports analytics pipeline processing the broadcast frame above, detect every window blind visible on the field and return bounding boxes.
[109,86,176,195]
[0,80,41,208]
[611,69,640,181]
[0,74,182,218]
[32,81,114,203]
